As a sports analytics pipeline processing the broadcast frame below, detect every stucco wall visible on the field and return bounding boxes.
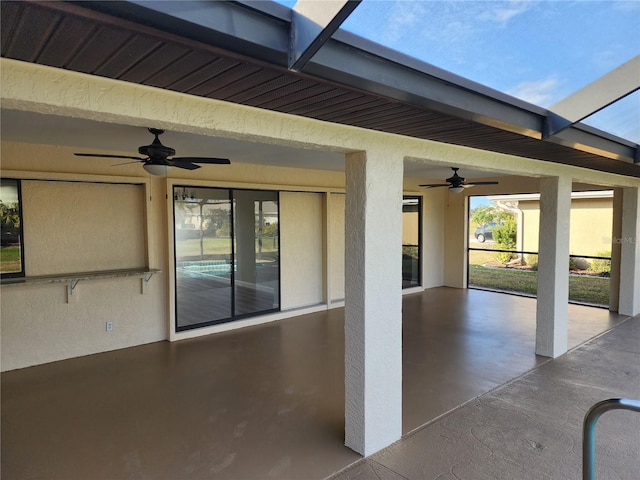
[329,193,346,302]
[22,180,146,274]
[569,199,613,256]
[421,189,446,288]
[1,171,166,371]
[520,197,613,256]
[280,191,324,309]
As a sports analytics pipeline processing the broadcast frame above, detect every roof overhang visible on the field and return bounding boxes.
[1,0,638,177]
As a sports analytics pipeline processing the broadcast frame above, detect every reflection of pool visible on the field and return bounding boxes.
[178,261,233,277]
[178,260,268,278]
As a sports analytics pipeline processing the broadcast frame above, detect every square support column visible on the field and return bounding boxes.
[536,176,571,358]
[609,188,623,312]
[618,187,640,316]
[443,191,467,288]
[344,150,403,456]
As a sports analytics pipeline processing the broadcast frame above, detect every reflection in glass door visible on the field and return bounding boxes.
[232,190,280,317]
[174,187,233,329]
[402,196,421,288]
[174,186,280,331]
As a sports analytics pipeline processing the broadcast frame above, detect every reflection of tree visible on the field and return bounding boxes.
[174,201,198,227]
[1,201,20,246]
[205,208,231,237]
[0,201,20,229]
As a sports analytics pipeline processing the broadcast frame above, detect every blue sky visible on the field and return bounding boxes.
[274,0,640,141]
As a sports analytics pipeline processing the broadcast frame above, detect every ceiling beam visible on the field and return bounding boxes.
[288,0,361,72]
[543,55,640,139]
[73,0,291,64]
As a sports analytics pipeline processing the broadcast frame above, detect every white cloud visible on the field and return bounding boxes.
[506,76,562,106]
[479,0,536,26]
[381,0,427,45]
[613,0,640,14]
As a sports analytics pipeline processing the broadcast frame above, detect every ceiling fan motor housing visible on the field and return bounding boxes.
[138,130,175,160]
[446,168,465,186]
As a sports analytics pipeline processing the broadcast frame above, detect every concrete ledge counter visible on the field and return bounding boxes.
[1,268,161,301]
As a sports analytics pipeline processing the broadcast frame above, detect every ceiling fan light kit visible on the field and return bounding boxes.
[419,167,499,192]
[143,164,172,176]
[74,128,231,176]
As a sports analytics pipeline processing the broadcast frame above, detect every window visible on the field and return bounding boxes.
[402,196,421,288]
[173,186,280,331]
[0,179,24,278]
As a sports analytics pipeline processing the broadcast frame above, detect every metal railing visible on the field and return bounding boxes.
[583,398,640,480]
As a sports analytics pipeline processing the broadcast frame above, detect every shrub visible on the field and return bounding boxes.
[569,257,591,271]
[525,254,538,271]
[402,245,419,259]
[493,218,517,264]
[590,250,611,276]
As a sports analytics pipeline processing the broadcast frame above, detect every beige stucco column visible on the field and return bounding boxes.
[443,191,467,288]
[344,150,403,456]
[618,187,640,316]
[609,188,623,312]
[536,176,571,358]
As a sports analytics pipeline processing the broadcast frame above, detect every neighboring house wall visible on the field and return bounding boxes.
[570,199,613,255]
[402,211,420,245]
[519,196,613,257]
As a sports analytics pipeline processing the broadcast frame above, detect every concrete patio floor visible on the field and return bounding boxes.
[1,288,636,479]
[331,313,640,480]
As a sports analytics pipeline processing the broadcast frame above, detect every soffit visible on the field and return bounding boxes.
[1,1,638,178]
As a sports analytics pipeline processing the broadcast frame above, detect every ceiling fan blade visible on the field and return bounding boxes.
[74,153,146,160]
[171,162,201,171]
[419,183,449,188]
[112,160,146,166]
[172,157,231,165]
[465,181,499,186]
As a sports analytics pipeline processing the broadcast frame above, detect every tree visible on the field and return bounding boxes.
[470,205,496,225]
[470,204,512,226]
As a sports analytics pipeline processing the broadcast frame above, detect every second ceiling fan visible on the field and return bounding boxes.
[420,167,498,193]
[74,128,231,175]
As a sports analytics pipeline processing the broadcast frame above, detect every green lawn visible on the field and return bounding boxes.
[468,264,610,306]
[176,236,278,255]
[0,245,22,273]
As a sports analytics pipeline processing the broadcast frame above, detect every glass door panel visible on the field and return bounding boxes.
[232,190,280,317]
[174,187,232,329]
[402,196,421,288]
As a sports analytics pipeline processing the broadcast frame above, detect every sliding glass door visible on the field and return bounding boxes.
[174,186,279,331]
[232,190,280,316]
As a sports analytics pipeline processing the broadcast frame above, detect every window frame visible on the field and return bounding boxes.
[0,178,25,279]
[402,195,422,289]
[172,185,281,332]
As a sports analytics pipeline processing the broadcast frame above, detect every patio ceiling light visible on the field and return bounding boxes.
[143,163,172,176]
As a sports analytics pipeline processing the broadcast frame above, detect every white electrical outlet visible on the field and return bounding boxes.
[106,321,113,332]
